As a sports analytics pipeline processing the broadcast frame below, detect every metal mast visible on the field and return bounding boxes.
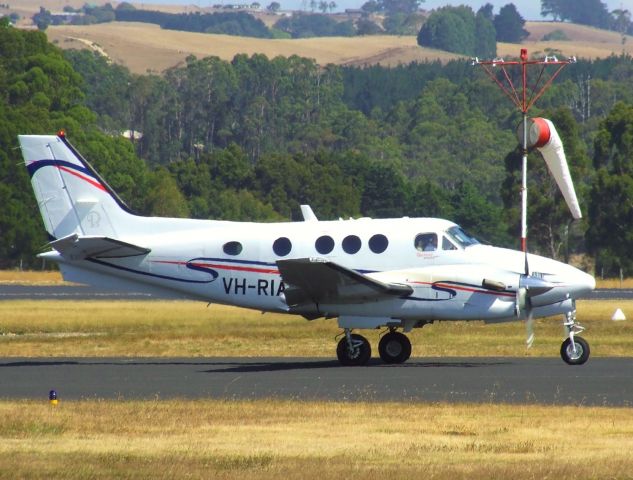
[473,49,575,261]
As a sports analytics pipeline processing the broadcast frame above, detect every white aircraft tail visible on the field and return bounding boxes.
[18,133,137,241]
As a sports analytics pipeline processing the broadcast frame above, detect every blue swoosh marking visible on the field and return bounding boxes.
[27,159,97,179]
[87,258,217,284]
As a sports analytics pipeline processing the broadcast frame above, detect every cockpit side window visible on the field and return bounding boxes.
[414,233,438,252]
[442,236,458,250]
[446,226,479,248]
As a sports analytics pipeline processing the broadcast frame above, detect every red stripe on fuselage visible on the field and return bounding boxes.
[152,260,279,275]
[57,165,107,192]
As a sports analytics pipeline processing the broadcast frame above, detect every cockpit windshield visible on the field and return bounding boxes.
[445,226,479,248]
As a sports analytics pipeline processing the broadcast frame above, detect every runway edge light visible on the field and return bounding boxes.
[612,308,626,321]
[49,389,58,406]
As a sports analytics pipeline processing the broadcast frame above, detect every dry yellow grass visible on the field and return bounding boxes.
[46,22,462,74]
[1,399,632,479]
[0,299,631,357]
[41,19,633,75]
[0,270,64,285]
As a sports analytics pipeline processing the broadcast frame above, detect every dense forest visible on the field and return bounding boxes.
[2,19,633,276]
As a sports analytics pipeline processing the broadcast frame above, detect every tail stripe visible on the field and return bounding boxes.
[27,159,96,180]
[28,159,107,192]
[57,165,107,192]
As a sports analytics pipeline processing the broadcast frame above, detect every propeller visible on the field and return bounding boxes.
[516,274,555,348]
[516,117,581,347]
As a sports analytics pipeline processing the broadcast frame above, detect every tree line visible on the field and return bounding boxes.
[417,3,530,58]
[3,19,633,276]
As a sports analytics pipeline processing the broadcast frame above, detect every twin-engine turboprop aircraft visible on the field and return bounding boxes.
[18,132,595,366]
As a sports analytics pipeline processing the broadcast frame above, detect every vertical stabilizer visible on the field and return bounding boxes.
[18,134,136,240]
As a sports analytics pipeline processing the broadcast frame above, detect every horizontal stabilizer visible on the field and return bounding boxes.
[277,257,412,307]
[49,234,150,259]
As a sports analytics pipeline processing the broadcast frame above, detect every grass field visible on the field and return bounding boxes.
[42,20,633,75]
[1,399,632,479]
[46,23,463,74]
[0,298,631,358]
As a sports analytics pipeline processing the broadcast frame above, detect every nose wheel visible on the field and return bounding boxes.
[560,310,590,365]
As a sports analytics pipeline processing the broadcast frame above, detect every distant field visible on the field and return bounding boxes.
[42,19,633,74]
[46,22,462,74]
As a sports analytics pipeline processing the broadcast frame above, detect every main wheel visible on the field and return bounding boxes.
[560,336,590,365]
[336,334,371,366]
[378,331,412,364]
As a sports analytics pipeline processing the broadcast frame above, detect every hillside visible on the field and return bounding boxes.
[43,17,633,74]
[498,21,633,59]
[46,22,463,74]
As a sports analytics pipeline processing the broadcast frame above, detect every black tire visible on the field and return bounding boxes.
[378,331,412,364]
[336,334,371,366]
[560,336,590,365]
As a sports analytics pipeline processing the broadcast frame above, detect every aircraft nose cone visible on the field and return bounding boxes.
[578,270,596,296]
[564,267,595,300]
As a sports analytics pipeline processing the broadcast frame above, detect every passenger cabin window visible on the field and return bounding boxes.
[342,235,361,254]
[369,234,389,254]
[273,237,292,257]
[223,241,243,256]
[415,233,438,252]
[442,236,458,251]
[315,235,334,254]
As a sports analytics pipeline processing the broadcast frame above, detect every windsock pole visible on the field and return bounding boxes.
[521,110,528,255]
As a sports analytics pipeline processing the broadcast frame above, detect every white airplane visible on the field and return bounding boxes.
[18,131,595,366]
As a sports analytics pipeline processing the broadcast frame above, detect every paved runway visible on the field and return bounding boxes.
[1,285,631,300]
[1,357,632,406]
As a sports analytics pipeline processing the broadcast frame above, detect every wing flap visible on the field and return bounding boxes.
[49,234,150,259]
[277,258,412,307]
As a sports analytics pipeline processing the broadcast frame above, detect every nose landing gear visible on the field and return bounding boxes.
[560,310,590,365]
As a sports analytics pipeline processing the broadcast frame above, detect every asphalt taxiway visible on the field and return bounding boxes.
[1,357,632,406]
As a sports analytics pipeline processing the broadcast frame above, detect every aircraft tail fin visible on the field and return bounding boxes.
[18,133,137,240]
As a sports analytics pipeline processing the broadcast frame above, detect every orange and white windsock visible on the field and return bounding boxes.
[524,117,582,220]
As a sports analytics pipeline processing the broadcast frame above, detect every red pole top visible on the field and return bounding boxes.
[520,48,528,61]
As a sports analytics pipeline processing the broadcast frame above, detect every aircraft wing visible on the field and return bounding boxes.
[49,234,150,259]
[277,257,413,307]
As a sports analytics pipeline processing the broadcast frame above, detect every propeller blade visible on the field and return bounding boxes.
[515,285,535,347]
[525,118,582,220]
[526,311,535,349]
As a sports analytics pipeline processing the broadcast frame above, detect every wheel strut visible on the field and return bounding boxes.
[563,309,585,352]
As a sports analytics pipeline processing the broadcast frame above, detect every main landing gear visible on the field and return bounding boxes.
[560,310,590,365]
[336,328,412,366]
[336,330,371,366]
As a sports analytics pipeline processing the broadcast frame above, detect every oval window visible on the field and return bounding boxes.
[368,234,388,254]
[223,241,243,256]
[273,237,292,257]
[342,235,361,254]
[315,235,335,255]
